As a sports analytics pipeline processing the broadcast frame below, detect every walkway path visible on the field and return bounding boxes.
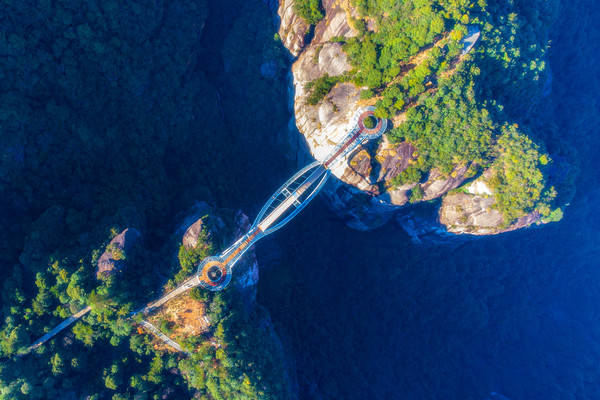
[22,107,388,355]
[19,305,91,356]
[135,274,199,316]
[139,320,188,354]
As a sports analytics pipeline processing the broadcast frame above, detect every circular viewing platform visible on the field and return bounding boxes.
[197,256,231,291]
[323,106,388,168]
[357,106,387,140]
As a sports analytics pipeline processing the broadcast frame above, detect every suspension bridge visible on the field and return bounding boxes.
[21,107,387,354]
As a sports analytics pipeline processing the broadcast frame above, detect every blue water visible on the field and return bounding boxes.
[255,1,600,399]
[259,187,600,399]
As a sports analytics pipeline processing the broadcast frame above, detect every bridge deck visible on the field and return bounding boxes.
[20,305,91,356]
[138,275,199,315]
[22,108,388,354]
[257,165,326,231]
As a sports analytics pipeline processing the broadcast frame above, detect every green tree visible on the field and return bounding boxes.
[73,322,95,346]
[50,353,64,375]
[294,0,324,25]
[409,185,424,203]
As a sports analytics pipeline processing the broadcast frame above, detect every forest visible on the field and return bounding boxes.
[294,0,323,25]
[0,0,293,398]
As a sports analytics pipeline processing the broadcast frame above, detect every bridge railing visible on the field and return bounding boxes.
[261,168,329,236]
[250,161,325,232]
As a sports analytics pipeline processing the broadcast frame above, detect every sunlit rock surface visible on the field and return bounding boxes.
[277,0,309,57]
[279,0,541,235]
[440,173,541,235]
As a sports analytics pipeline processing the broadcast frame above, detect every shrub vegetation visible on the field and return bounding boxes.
[294,0,324,25]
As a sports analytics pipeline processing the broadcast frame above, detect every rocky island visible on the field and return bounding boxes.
[279,0,570,234]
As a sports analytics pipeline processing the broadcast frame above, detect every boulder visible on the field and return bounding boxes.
[439,172,541,235]
[182,218,207,250]
[96,228,141,278]
[312,0,357,44]
[277,0,310,57]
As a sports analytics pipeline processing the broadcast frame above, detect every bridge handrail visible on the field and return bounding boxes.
[140,320,188,354]
[220,230,255,261]
[250,160,322,231]
[261,169,330,236]
[219,233,264,271]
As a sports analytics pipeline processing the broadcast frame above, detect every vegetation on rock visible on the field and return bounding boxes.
[176,228,213,284]
[301,0,569,227]
[305,73,349,105]
[294,0,324,25]
[487,126,558,226]
[363,116,377,129]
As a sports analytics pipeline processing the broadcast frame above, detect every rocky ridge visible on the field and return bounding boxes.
[277,0,542,235]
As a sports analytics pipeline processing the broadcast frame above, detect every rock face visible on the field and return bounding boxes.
[440,172,541,235]
[179,202,223,251]
[231,211,260,293]
[440,193,504,234]
[313,0,357,43]
[177,202,220,245]
[277,0,310,57]
[182,218,207,250]
[179,202,259,304]
[96,228,141,278]
[279,0,540,235]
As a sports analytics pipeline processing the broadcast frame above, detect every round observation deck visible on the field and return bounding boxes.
[357,108,387,139]
[197,256,231,291]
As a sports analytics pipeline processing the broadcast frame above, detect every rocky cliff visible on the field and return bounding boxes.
[277,0,549,235]
[173,201,298,398]
[277,0,310,56]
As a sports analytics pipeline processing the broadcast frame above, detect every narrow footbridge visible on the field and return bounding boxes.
[139,320,188,354]
[23,107,387,354]
[179,106,387,293]
[20,306,92,356]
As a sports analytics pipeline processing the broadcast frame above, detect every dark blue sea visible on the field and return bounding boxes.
[253,1,600,399]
